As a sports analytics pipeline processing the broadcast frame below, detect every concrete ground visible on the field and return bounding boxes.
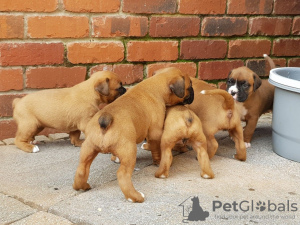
[1,113,300,225]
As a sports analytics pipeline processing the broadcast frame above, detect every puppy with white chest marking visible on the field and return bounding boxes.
[73,67,194,203]
[13,71,126,153]
[226,55,275,148]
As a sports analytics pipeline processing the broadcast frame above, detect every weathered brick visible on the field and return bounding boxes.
[292,17,300,35]
[63,0,120,13]
[273,39,300,57]
[146,62,197,78]
[123,0,176,14]
[90,64,144,85]
[198,60,244,80]
[28,16,89,38]
[180,40,227,60]
[228,40,271,58]
[0,15,23,39]
[67,42,124,64]
[218,82,227,90]
[149,16,200,37]
[0,120,17,140]
[0,43,64,66]
[289,58,300,67]
[127,41,178,62]
[249,17,292,36]
[228,0,273,14]
[202,17,247,37]
[26,67,87,89]
[0,0,57,12]
[246,58,286,76]
[179,0,226,14]
[93,16,148,37]
[0,94,25,117]
[0,68,23,91]
[274,0,300,15]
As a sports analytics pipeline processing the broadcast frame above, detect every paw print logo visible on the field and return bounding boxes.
[256,201,266,211]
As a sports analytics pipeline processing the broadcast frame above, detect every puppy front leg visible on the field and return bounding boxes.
[116,145,144,203]
[73,142,98,191]
[70,130,84,147]
[155,141,174,178]
[148,140,161,165]
[243,116,259,147]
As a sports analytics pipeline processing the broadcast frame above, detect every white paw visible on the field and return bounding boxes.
[138,191,145,198]
[245,142,251,148]
[202,174,211,179]
[141,143,147,150]
[127,198,133,202]
[32,145,40,153]
[200,90,206,94]
[159,174,166,179]
[114,157,120,163]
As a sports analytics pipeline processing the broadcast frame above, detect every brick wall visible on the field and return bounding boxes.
[0,0,300,140]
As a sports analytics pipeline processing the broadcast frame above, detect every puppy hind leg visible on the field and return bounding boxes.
[116,144,144,203]
[147,140,161,165]
[70,130,84,147]
[206,135,218,159]
[14,124,41,153]
[155,141,174,179]
[73,141,98,191]
[229,126,246,161]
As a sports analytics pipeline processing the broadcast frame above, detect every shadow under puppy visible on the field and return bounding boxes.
[13,71,126,153]
[187,78,246,161]
[226,55,275,148]
[73,67,194,203]
[154,105,214,180]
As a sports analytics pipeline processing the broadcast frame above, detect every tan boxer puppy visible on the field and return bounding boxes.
[13,71,126,153]
[73,67,194,203]
[187,78,246,161]
[154,105,214,180]
[226,56,275,148]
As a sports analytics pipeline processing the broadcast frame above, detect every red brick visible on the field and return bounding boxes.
[202,17,247,36]
[228,40,271,58]
[28,16,89,38]
[0,43,64,66]
[0,94,25,117]
[180,40,227,60]
[246,58,286,76]
[228,0,273,14]
[123,0,176,14]
[179,0,226,14]
[26,67,87,89]
[0,0,57,12]
[0,15,23,39]
[218,82,227,90]
[67,42,124,64]
[274,0,300,15]
[0,120,17,140]
[93,16,148,37]
[273,39,300,57]
[289,58,300,67]
[249,17,292,36]
[198,60,244,80]
[146,62,197,78]
[292,17,300,35]
[0,68,23,91]
[90,64,144,85]
[149,16,200,37]
[127,41,178,62]
[63,0,120,12]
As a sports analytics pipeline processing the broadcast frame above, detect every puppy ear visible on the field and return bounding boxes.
[170,78,185,98]
[227,70,232,78]
[95,78,110,96]
[253,73,262,92]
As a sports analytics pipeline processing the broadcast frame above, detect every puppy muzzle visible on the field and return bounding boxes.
[183,86,194,105]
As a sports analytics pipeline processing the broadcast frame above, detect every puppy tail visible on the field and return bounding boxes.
[98,112,113,131]
[263,54,276,69]
[201,90,234,110]
[12,98,21,109]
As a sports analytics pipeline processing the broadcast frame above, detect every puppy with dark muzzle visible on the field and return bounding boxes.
[226,55,275,148]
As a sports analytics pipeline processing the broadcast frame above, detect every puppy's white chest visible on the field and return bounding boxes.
[236,103,248,120]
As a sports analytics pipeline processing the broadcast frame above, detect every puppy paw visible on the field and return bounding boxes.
[201,171,214,179]
[127,191,145,203]
[114,156,120,163]
[32,145,40,153]
[245,142,251,148]
[202,174,211,179]
[141,142,150,150]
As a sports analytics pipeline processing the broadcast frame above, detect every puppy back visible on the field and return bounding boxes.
[98,112,113,131]
[201,90,234,111]
[12,98,21,109]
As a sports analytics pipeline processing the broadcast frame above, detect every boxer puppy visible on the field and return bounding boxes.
[226,56,275,148]
[73,67,194,203]
[13,71,126,153]
[187,78,246,161]
[154,105,214,180]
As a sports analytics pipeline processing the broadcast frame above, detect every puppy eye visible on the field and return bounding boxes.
[227,79,234,84]
[243,83,249,88]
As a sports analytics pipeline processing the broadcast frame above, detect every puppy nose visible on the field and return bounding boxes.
[230,91,237,96]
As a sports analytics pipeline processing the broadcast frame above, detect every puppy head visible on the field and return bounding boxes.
[92,71,126,103]
[226,66,262,102]
[155,67,194,106]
